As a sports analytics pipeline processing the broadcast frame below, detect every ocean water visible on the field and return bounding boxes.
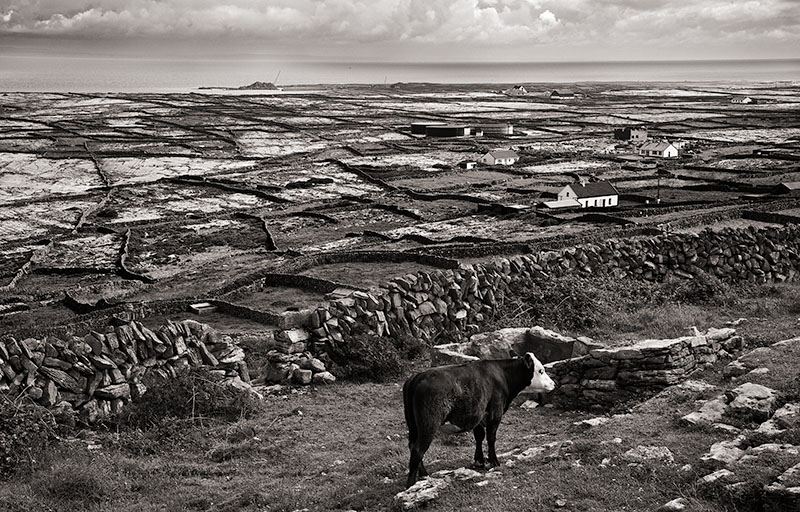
[0,56,798,93]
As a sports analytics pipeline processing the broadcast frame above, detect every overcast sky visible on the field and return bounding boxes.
[1,0,798,61]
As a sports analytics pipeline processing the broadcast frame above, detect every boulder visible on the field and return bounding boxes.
[312,371,336,385]
[702,436,747,465]
[725,382,778,422]
[622,445,675,464]
[292,368,313,385]
[393,476,451,511]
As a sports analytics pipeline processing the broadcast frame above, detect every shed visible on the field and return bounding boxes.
[411,121,446,135]
[426,124,471,137]
[477,123,514,136]
[550,90,575,99]
[557,181,619,208]
[773,182,800,196]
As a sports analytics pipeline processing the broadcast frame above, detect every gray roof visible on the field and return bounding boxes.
[486,150,519,159]
[640,141,674,152]
[567,181,618,198]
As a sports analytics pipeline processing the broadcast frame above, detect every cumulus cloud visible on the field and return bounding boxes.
[0,0,797,53]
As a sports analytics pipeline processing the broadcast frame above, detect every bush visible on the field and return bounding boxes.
[110,367,262,430]
[327,328,427,382]
[0,394,59,480]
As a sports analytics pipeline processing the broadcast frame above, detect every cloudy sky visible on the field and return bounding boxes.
[0,0,798,61]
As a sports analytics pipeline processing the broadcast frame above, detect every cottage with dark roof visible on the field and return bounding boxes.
[479,149,519,166]
[550,90,576,99]
[557,181,619,208]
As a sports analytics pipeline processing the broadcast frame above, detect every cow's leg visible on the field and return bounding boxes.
[472,425,486,468]
[407,430,435,488]
[486,420,502,467]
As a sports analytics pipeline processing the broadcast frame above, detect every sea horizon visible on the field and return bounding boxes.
[0,56,798,93]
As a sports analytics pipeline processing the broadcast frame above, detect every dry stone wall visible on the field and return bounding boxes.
[0,319,249,423]
[292,225,800,352]
[547,327,742,406]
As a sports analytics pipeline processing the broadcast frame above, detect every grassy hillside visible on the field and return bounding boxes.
[1,278,798,512]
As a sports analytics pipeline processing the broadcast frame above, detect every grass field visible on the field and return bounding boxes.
[1,279,799,512]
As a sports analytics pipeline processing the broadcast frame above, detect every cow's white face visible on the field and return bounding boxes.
[524,352,555,392]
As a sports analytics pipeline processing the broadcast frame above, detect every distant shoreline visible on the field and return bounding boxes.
[1,58,798,93]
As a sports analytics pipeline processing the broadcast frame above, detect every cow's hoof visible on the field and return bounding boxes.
[472,461,486,470]
[487,461,500,469]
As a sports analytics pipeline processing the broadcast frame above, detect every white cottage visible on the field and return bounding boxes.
[638,141,679,158]
[479,150,519,166]
[557,181,619,208]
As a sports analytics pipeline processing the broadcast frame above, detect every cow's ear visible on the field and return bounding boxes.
[524,353,535,368]
[508,348,520,359]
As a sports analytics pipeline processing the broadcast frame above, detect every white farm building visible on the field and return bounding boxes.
[479,150,519,166]
[639,141,679,158]
[555,181,619,208]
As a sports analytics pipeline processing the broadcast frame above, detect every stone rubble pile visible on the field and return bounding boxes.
[257,328,336,385]
[0,319,249,423]
[548,327,742,405]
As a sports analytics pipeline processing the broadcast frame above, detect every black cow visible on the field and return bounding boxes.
[402,352,554,488]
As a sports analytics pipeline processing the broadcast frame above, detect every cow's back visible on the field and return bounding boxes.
[404,360,513,431]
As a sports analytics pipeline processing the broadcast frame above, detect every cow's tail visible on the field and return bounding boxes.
[402,377,417,448]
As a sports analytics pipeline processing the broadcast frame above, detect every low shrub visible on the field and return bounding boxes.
[0,394,59,480]
[327,328,427,382]
[110,367,262,430]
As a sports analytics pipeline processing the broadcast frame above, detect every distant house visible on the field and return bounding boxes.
[639,141,679,158]
[550,90,576,100]
[614,126,648,142]
[773,182,800,196]
[731,96,757,104]
[479,150,519,166]
[557,181,619,208]
[504,85,528,96]
[458,161,477,170]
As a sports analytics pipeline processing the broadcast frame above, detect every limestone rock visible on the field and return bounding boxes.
[312,371,336,385]
[773,402,800,429]
[622,446,675,465]
[725,382,778,421]
[292,368,313,385]
[430,346,479,367]
[657,497,689,511]
[698,469,735,486]
[702,436,747,465]
[393,476,450,511]
[681,397,728,426]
